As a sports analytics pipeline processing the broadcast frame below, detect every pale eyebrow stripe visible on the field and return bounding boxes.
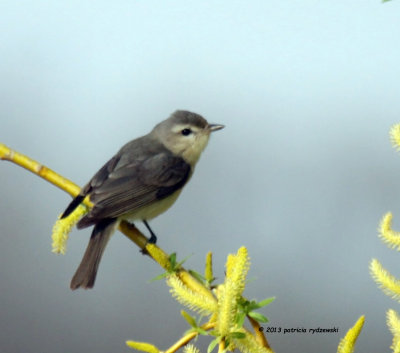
[171,124,201,133]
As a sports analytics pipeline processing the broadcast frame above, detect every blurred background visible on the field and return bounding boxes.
[1,1,400,352]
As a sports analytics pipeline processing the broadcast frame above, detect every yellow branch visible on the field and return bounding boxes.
[0,143,167,256]
[218,339,226,352]
[165,322,215,353]
[248,316,271,350]
[1,142,272,352]
[0,143,150,252]
[0,143,220,295]
[0,143,85,201]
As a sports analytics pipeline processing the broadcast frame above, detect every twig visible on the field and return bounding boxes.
[0,142,272,351]
[165,322,215,353]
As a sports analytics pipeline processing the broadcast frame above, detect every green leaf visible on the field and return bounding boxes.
[181,310,196,327]
[126,341,159,353]
[208,330,219,337]
[236,312,246,328]
[195,328,209,336]
[230,331,246,339]
[247,300,260,311]
[149,272,168,282]
[175,254,191,269]
[257,297,275,308]
[237,297,247,306]
[207,337,220,353]
[248,311,269,323]
[167,253,191,272]
[189,270,206,284]
[169,253,177,268]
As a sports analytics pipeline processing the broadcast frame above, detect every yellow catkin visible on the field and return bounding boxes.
[167,274,218,315]
[216,279,237,337]
[178,270,217,304]
[205,251,213,283]
[126,341,159,353]
[225,253,236,279]
[387,309,400,353]
[228,247,250,297]
[370,259,400,302]
[390,124,400,151]
[379,213,400,251]
[216,247,250,337]
[233,330,274,353]
[183,344,200,353]
[51,204,88,254]
[337,316,365,353]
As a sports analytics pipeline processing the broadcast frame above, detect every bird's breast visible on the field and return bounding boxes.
[121,189,183,221]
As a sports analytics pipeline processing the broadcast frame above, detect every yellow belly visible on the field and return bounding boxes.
[121,189,183,221]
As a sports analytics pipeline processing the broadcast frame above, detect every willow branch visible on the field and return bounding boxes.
[0,142,271,350]
[247,315,271,350]
[165,322,215,353]
[0,143,83,201]
[0,143,149,247]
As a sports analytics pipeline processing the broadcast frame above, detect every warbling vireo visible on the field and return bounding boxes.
[61,110,224,289]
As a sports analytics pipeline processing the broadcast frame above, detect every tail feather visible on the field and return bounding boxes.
[70,218,117,290]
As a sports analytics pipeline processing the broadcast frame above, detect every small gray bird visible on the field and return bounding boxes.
[61,110,224,290]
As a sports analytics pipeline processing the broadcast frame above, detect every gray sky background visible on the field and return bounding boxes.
[1,1,400,352]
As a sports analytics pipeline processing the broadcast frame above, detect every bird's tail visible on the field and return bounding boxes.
[70,218,117,290]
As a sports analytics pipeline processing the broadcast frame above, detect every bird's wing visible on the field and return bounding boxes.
[60,154,121,219]
[77,152,191,228]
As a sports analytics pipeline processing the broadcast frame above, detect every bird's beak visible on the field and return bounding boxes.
[208,124,225,132]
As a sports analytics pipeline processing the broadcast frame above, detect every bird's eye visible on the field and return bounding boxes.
[181,128,192,136]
